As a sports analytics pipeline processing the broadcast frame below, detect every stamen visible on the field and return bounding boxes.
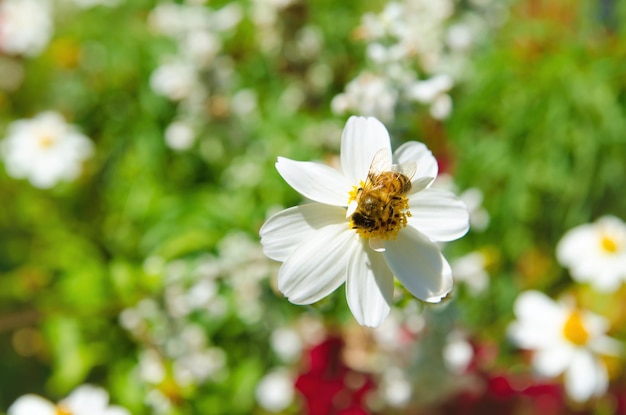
[600,235,618,254]
[37,134,56,149]
[562,311,589,346]
[56,405,73,415]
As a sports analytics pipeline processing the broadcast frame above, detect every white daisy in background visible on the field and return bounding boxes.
[255,369,295,413]
[260,116,469,327]
[557,216,626,292]
[1,112,94,188]
[508,290,621,402]
[164,120,196,151]
[450,251,489,295]
[331,72,398,122]
[406,74,454,120]
[149,60,199,102]
[443,331,474,374]
[0,0,53,57]
[8,384,130,415]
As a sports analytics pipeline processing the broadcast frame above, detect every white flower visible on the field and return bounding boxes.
[380,367,412,407]
[8,384,130,415]
[164,121,195,151]
[1,112,93,188]
[255,369,295,413]
[331,73,398,122]
[0,0,53,57]
[508,291,621,402]
[150,60,198,101]
[557,216,626,292]
[406,74,454,120]
[443,331,474,374]
[450,251,489,295]
[260,116,469,327]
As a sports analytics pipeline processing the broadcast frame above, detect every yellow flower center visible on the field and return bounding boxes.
[56,404,73,415]
[347,177,412,241]
[562,311,590,346]
[37,134,56,149]
[600,235,619,254]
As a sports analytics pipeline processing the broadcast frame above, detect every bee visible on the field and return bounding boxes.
[349,149,416,237]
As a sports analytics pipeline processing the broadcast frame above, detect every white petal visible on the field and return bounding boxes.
[509,291,564,349]
[340,116,392,184]
[393,141,438,188]
[369,238,385,252]
[346,200,358,218]
[556,225,594,268]
[383,226,452,302]
[276,157,351,206]
[104,407,131,415]
[260,204,345,262]
[278,224,354,304]
[565,350,607,402]
[532,345,574,377]
[8,395,56,415]
[590,335,622,357]
[62,385,109,413]
[346,242,393,327]
[411,176,436,194]
[513,291,562,323]
[408,188,469,242]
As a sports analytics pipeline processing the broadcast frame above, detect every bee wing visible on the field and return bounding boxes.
[392,160,417,181]
[367,148,393,178]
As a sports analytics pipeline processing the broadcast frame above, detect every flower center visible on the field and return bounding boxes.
[562,311,589,346]
[56,405,73,415]
[37,133,56,149]
[600,235,619,254]
[347,176,412,241]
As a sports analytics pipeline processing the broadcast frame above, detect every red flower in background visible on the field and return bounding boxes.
[295,336,375,415]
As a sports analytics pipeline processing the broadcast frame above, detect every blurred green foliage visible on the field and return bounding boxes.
[1,0,626,413]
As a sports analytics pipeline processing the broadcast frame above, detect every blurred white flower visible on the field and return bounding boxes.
[331,72,398,122]
[406,74,454,120]
[0,0,53,57]
[1,112,94,188]
[446,21,476,52]
[459,187,490,231]
[360,0,454,72]
[260,116,469,327]
[255,369,295,412]
[139,349,167,384]
[380,366,412,407]
[173,347,226,386]
[148,2,240,67]
[508,291,621,402]
[270,327,303,363]
[443,331,473,374]
[8,385,130,415]
[165,121,196,151]
[450,251,489,295]
[434,175,490,232]
[557,216,626,292]
[231,89,259,117]
[150,60,198,101]
[250,0,295,53]
[181,30,222,67]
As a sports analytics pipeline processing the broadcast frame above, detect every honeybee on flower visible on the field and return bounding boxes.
[260,116,469,327]
[348,148,416,245]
